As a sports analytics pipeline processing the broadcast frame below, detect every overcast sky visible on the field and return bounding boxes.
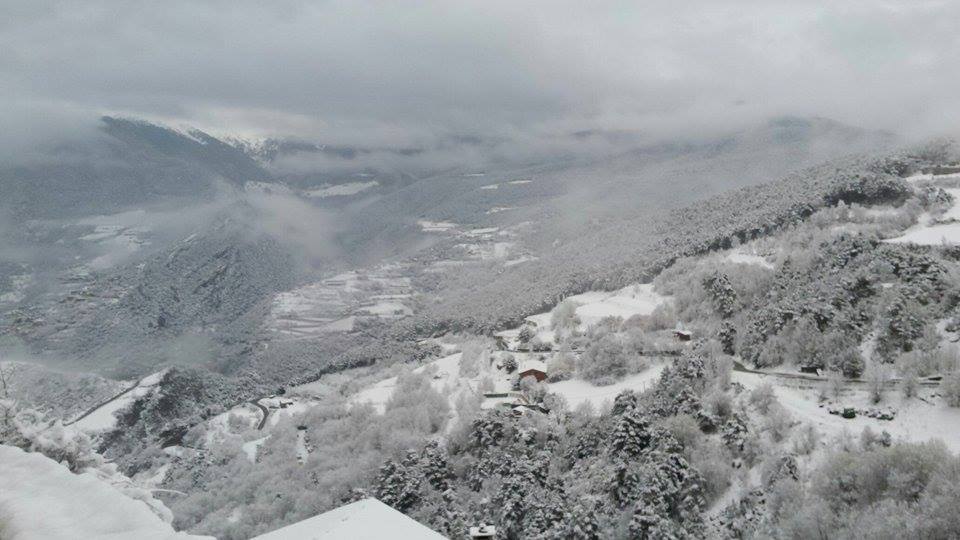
[2,0,959,150]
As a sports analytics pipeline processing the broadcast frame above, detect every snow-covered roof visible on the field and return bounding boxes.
[0,445,208,540]
[519,360,547,373]
[251,498,446,540]
[469,523,498,537]
[481,396,523,410]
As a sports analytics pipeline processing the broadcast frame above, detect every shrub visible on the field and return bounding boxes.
[900,369,920,399]
[763,404,793,443]
[813,441,952,508]
[749,381,777,414]
[517,325,535,345]
[657,415,702,451]
[942,371,960,407]
[865,363,890,404]
[703,350,733,389]
[459,340,488,378]
[577,334,629,386]
[529,337,552,352]
[546,345,575,382]
[704,390,733,419]
[860,426,891,450]
[644,303,679,332]
[550,300,581,335]
[839,349,866,379]
[792,424,820,455]
[818,372,845,401]
[688,441,733,503]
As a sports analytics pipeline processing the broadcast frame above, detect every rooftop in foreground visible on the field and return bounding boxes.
[251,498,447,540]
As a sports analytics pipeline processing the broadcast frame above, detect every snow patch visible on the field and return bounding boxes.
[242,436,270,463]
[725,248,774,269]
[418,220,458,233]
[303,181,378,198]
[904,171,960,183]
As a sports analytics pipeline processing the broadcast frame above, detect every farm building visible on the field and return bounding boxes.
[469,523,497,538]
[518,360,547,382]
[673,330,692,341]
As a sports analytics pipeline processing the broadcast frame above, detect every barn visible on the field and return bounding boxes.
[518,360,547,382]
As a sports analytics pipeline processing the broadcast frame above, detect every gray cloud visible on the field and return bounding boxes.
[2,0,959,153]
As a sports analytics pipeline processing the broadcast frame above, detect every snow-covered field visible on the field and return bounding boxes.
[733,371,960,453]
[570,284,667,328]
[518,283,669,341]
[268,265,412,339]
[550,364,666,410]
[0,445,208,540]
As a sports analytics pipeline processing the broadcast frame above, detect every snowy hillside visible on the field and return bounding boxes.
[4,135,960,539]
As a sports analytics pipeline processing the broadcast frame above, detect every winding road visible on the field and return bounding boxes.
[250,400,270,430]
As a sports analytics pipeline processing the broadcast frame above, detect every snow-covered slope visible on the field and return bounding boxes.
[888,174,960,245]
[67,370,166,433]
[0,445,210,540]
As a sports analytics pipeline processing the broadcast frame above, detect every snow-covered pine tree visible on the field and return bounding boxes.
[609,408,652,458]
[374,457,421,512]
[703,271,738,319]
[420,441,452,491]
